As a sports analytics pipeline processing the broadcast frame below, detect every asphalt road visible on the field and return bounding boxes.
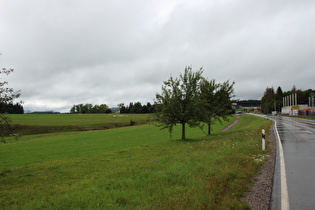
[271,116,315,210]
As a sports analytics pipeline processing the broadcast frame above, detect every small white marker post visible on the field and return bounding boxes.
[262,129,266,150]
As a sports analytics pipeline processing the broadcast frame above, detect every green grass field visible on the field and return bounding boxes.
[9,113,152,135]
[0,114,272,209]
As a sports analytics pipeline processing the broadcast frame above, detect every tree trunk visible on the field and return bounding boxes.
[181,122,186,140]
[207,119,211,135]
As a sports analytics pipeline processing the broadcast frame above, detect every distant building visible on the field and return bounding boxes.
[232,103,237,110]
[281,93,315,116]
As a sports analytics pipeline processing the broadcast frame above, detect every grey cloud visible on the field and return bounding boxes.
[1,0,315,112]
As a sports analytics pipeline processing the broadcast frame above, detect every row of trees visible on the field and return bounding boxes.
[235,100,261,107]
[0,102,24,114]
[154,66,234,140]
[118,102,155,114]
[261,85,314,113]
[70,104,112,113]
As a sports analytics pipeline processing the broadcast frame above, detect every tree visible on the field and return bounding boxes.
[92,104,100,113]
[131,102,142,113]
[154,66,204,140]
[0,67,21,143]
[118,103,127,113]
[275,86,283,112]
[140,104,148,113]
[99,104,110,113]
[200,79,234,135]
[199,79,218,135]
[214,80,235,125]
[146,102,155,113]
[261,87,275,114]
[70,105,76,113]
[0,102,24,114]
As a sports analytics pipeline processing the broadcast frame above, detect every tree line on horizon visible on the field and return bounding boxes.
[118,102,156,114]
[261,85,314,114]
[70,103,112,114]
[0,102,24,114]
[232,100,261,107]
[69,102,157,114]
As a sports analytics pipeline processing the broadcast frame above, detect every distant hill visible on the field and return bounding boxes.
[27,111,60,114]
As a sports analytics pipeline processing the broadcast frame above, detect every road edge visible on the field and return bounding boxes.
[272,119,290,210]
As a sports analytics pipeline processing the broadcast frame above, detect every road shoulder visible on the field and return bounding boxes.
[242,123,276,209]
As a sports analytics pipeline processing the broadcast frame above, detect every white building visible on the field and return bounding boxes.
[281,93,315,116]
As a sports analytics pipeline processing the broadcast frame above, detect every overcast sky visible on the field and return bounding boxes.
[1,0,314,112]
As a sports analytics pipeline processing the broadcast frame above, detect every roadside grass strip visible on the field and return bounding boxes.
[0,114,272,209]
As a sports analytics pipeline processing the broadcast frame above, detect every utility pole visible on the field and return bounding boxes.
[310,92,315,109]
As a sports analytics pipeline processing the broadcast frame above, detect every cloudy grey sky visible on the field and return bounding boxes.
[1,0,314,112]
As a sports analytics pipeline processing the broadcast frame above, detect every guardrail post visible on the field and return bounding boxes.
[262,129,266,150]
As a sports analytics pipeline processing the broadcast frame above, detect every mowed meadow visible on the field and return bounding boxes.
[8,113,152,135]
[0,114,272,209]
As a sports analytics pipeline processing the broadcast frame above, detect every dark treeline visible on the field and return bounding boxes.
[235,100,261,107]
[70,104,112,114]
[118,102,156,114]
[0,102,24,114]
[70,102,156,114]
[261,85,314,113]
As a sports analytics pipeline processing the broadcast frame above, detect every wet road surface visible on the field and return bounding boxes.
[272,116,315,210]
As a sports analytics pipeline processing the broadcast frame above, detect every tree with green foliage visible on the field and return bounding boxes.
[199,79,218,135]
[0,67,21,143]
[154,66,204,140]
[118,103,127,113]
[275,86,283,112]
[118,102,155,114]
[213,80,235,126]
[200,79,234,135]
[131,102,142,113]
[70,103,111,113]
[261,87,275,114]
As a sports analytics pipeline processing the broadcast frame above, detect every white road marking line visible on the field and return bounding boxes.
[304,131,313,134]
[274,120,290,210]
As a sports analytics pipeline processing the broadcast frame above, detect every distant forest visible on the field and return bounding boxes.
[70,102,156,114]
[235,100,261,107]
[118,102,155,114]
[0,102,24,114]
[70,103,112,114]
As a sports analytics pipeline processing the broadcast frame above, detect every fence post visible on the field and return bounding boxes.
[262,129,266,150]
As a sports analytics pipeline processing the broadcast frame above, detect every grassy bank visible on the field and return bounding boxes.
[0,114,272,209]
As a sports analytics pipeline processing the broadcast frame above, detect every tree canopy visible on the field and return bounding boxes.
[118,102,155,114]
[70,103,112,113]
[200,79,235,135]
[154,66,235,140]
